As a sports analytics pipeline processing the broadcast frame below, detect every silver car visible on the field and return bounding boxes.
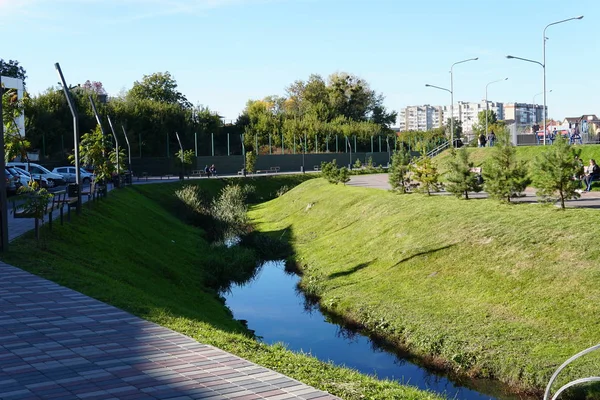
[52,166,95,184]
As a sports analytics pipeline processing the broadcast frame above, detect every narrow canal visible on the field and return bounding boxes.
[223,260,533,400]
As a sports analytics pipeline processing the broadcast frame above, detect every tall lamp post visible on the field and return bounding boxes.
[485,78,508,137]
[533,90,552,125]
[55,63,82,214]
[507,15,583,145]
[425,83,452,144]
[450,58,478,146]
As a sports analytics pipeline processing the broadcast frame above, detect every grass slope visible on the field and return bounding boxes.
[435,144,600,178]
[249,178,600,395]
[1,177,441,400]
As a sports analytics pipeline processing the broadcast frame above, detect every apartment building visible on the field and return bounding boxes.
[399,105,443,131]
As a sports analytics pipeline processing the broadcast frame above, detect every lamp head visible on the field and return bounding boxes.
[577,15,584,19]
[505,77,509,80]
[425,84,431,87]
[506,55,514,59]
[474,57,479,60]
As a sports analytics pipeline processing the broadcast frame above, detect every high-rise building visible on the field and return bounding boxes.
[399,105,443,131]
[440,101,504,134]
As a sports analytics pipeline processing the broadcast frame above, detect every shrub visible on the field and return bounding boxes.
[483,130,529,202]
[445,148,482,199]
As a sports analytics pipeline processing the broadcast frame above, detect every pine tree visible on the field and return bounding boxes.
[445,148,482,199]
[482,130,529,202]
[411,153,440,195]
[388,148,412,193]
[531,134,581,209]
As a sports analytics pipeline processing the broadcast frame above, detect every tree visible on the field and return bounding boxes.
[127,72,191,108]
[411,152,440,195]
[245,151,256,174]
[73,126,114,184]
[531,135,581,209]
[472,110,505,137]
[388,148,412,193]
[2,88,30,162]
[445,148,482,199]
[0,59,27,86]
[446,118,463,139]
[482,130,529,202]
[82,80,107,95]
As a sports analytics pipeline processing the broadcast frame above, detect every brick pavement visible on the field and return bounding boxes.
[0,263,339,399]
[1,184,339,399]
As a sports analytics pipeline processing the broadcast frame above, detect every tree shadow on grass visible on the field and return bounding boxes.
[388,244,456,269]
[328,260,374,279]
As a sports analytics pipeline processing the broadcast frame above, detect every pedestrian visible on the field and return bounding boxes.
[478,133,487,148]
[209,164,217,177]
[488,130,496,147]
[583,159,600,192]
[204,165,210,177]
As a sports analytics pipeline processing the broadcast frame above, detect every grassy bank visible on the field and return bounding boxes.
[435,144,600,175]
[1,176,441,400]
[249,178,600,395]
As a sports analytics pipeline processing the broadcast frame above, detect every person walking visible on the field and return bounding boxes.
[478,133,487,148]
[487,130,496,147]
[583,159,600,192]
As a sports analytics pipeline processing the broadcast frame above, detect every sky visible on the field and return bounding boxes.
[1,0,598,124]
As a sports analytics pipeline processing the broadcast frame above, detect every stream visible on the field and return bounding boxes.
[223,260,534,400]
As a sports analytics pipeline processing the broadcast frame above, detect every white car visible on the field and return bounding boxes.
[11,166,49,188]
[52,166,95,184]
[7,162,65,188]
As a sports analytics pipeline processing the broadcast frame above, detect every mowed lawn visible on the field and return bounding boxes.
[249,178,600,393]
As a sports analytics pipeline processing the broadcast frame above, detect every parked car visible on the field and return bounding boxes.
[4,167,20,195]
[11,166,49,188]
[7,162,66,188]
[52,166,95,184]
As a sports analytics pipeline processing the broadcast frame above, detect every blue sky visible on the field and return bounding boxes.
[1,0,597,123]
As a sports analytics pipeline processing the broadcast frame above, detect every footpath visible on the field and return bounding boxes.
[0,182,339,400]
[347,173,600,208]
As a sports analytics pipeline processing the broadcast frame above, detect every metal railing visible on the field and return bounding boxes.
[544,343,600,400]
[427,140,450,158]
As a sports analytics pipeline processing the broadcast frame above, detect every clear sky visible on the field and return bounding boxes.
[1,0,598,123]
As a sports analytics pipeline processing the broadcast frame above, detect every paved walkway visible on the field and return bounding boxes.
[1,186,339,399]
[348,173,600,208]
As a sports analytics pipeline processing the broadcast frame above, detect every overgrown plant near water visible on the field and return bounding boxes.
[175,183,253,241]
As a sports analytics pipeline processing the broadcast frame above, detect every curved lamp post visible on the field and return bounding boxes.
[425,83,452,143]
[507,15,583,145]
[485,78,508,136]
[450,58,478,146]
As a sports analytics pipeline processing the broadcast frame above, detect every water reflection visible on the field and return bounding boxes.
[223,260,534,400]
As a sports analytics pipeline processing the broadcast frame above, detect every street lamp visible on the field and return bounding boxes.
[485,78,508,137]
[543,16,583,143]
[450,57,478,146]
[425,83,452,143]
[507,15,583,145]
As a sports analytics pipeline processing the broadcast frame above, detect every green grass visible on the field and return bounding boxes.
[0,176,442,400]
[435,144,600,176]
[249,178,600,396]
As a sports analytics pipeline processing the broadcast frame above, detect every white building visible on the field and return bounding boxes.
[441,101,504,135]
[399,105,443,131]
